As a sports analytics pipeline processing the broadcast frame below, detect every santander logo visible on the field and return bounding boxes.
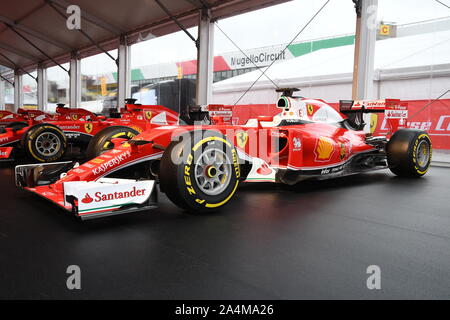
[80,187,146,204]
[257,163,272,175]
[82,193,93,203]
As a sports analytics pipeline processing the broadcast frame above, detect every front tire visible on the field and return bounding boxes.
[21,124,67,162]
[159,131,240,213]
[85,126,140,160]
[387,129,432,177]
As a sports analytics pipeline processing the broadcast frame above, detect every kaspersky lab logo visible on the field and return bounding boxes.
[81,187,146,204]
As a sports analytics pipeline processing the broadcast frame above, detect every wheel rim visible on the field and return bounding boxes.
[35,132,61,157]
[194,148,232,196]
[417,140,430,167]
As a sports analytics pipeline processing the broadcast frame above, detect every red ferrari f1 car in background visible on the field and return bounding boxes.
[0,108,52,126]
[16,89,432,220]
[1,100,178,162]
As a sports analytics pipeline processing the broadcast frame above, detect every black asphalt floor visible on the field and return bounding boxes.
[0,165,449,299]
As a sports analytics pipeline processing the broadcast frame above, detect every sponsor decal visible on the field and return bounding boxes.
[92,150,132,175]
[63,179,154,215]
[307,104,314,116]
[65,133,81,139]
[81,187,146,204]
[256,163,272,175]
[352,100,388,109]
[130,125,143,133]
[370,114,378,134]
[236,130,248,149]
[229,51,287,68]
[59,125,81,130]
[90,158,104,164]
[72,168,85,174]
[380,115,450,132]
[314,137,334,161]
[385,109,408,119]
[270,131,282,137]
[0,113,3,119]
[339,143,346,160]
[0,147,13,158]
[144,111,152,120]
[293,137,302,151]
[338,141,352,161]
[321,164,345,175]
[435,115,450,131]
[84,122,93,134]
[83,163,95,169]
[82,193,93,203]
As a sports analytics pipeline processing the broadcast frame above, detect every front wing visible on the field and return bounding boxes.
[15,162,158,220]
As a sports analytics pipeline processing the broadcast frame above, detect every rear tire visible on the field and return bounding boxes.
[387,129,432,177]
[85,126,140,160]
[159,131,240,213]
[21,123,67,162]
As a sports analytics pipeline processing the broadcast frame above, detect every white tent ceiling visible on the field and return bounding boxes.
[0,0,291,75]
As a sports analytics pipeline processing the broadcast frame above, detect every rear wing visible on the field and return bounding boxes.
[339,99,408,134]
[206,105,234,125]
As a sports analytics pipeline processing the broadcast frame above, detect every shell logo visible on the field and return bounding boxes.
[314,137,334,161]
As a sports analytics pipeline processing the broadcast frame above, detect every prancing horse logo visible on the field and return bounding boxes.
[236,131,248,149]
[84,122,93,134]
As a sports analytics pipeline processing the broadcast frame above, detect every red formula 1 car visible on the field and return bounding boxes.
[0,108,52,126]
[1,100,178,162]
[16,89,432,220]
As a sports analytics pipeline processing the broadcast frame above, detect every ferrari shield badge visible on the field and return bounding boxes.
[144,111,152,120]
[236,130,248,149]
[72,114,78,121]
[307,104,314,116]
[84,122,93,134]
[370,114,378,134]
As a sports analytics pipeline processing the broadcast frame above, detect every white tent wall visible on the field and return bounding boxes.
[212,30,450,104]
[378,76,450,101]
[212,73,450,104]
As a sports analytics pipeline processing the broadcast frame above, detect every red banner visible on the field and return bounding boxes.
[230,99,450,150]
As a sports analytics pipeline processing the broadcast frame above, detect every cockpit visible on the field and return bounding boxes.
[244,95,345,128]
